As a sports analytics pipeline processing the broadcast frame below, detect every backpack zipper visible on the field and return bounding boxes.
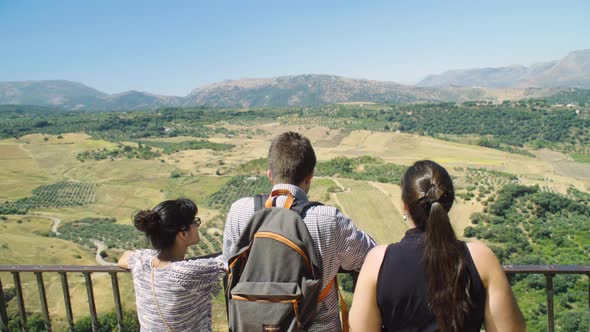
[232,295,302,328]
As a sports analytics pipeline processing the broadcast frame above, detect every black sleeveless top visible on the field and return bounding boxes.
[376,228,486,332]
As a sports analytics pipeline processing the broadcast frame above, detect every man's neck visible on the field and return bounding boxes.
[272,182,309,194]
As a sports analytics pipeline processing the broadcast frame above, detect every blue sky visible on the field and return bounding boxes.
[1,0,589,95]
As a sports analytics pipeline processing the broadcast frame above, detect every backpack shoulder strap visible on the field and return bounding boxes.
[253,194,269,212]
[290,201,323,216]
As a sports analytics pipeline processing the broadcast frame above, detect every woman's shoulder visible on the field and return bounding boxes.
[465,241,496,260]
[465,240,502,287]
[366,244,389,263]
[169,255,226,280]
[361,245,390,276]
[127,249,158,271]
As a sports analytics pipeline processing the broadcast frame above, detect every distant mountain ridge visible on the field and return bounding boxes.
[418,49,590,88]
[1,49,588,110]
[184,74,428,107]
[0,77,565,111]
[0,80,183,111]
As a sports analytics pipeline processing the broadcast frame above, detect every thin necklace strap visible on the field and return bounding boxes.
[151,257,175,332]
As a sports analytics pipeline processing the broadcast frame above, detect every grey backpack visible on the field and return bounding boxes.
[226,190,323,331]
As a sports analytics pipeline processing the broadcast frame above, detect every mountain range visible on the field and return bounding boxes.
[418,49,590,88]
[1,49,588,111]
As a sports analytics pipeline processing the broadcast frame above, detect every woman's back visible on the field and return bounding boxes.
[350,160,525,332]
[377,229,485,332]
[128,249,226,332]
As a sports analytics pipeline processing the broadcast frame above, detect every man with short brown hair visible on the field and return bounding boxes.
[223,131,375,331]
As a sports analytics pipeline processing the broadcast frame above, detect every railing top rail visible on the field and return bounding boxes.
[0,265,128,273]
[0,264,589,274]
[503,265,590,274]
[0,252,224,273]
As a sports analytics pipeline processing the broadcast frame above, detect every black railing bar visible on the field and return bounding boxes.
[546,275,554,332]
[503,265,590,274]
[34,273,52,332]
[11,272,27,332]
[0,277,9,332]
[109,272,124,332]
[0,265,127,273]
[59,272,75,331]
[83,272,99,332]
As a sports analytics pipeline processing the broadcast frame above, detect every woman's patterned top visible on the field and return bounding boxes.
[128,250,226,332]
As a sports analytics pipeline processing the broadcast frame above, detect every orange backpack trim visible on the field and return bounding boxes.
[317,276,350,331]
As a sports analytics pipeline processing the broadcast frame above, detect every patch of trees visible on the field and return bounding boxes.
[315,156,407,184]
[487,184,538,217]
[450,167,515,203]
[76,143,160,161]
[208,176,272,212]
[228,158,268,175]
[140,139,234,153]
[463,183,590,330]
[0,106,281,142]
[55,217,145,249]
[0,181,96,215]
[477,137,535,157]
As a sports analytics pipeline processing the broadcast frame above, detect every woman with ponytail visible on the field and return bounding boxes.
[118,198,226,332]
[350,161,525,332]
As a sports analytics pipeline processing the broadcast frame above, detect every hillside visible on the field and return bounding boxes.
[184,74,421,107]
[0,81,182,111]
[418,49,590,88]
[0,76,564,111]
[0,80,107,110]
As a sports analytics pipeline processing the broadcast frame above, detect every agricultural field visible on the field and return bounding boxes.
[0,181,96,214]
[0,106,589,330]
[331,178,407,244]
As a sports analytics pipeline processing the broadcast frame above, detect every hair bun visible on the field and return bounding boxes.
[133,210,162,234]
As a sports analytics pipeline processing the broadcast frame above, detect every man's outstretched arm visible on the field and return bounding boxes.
[334,212,377,272]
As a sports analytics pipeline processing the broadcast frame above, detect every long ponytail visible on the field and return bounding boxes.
[424,202,471,332]
[401,160,471,332]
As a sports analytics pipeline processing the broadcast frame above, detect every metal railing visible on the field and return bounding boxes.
[0,265,127,332]
[503,265,590,332]
[1,264,589,332]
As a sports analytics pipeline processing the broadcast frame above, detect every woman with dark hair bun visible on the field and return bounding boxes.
[118,198,226,332]
[350,160,526,332]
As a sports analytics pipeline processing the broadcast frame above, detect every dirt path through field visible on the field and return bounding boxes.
[330,178,351,216]
[22,213,62,235]
[93,240,117,266]
[21,213,116,266]
[51,218,61,235]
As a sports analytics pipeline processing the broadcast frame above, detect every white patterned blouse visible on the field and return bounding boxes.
[128,249,226,332]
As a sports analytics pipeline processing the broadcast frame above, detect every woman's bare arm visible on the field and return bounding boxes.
[349,245,387,332]
[117,251,132,269]
[467,242,526,332]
